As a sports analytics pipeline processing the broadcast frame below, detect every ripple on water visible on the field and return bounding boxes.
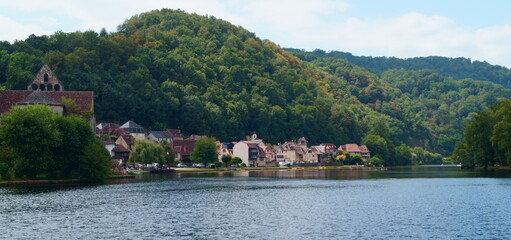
[1,173,511,239]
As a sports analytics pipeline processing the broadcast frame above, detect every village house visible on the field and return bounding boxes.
[233,141,266,167]
[338,144,371,160]
[278,138,309,163]
[172,139,197,163]
[263,145,276,162]
[304,147,321,163]
[166,129,184,141]
[216,142,234,162]
[111,144,130,164]
[119,120,145,140]
[96,122,120,135]
[116,134,136,151]
[147,131,171,143]
[310,146,329,162]
[320,143,338,154]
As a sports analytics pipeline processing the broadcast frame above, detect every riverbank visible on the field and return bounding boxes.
[172,165,373,173]
[0,175,135,186]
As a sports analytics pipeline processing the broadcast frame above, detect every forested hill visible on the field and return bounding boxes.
[284,48,511,88]
[0,8,509,162]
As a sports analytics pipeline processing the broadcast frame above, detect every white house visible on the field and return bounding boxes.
[233,141,266,167]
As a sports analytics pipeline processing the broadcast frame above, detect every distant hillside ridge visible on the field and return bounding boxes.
[284,48,511,88]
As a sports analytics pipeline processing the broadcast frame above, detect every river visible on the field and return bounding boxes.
[1,166,511,239]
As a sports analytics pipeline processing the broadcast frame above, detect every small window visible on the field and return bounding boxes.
[31,84,38,90]
[43,73,49,83]
[39,84,45,90]
[47,84,53,91]
[54,84,60,91]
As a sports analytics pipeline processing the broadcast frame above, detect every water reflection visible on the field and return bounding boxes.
[2,166,511,240]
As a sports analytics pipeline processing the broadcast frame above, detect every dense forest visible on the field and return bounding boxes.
[285,48,511,88]
[0,9,509,165]
[450,99,511,167]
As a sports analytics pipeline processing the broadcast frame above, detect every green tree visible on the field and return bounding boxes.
[0,105,61,178]
[221,155,232,166]
[160,141,174,166]
[362,134,389,165]
[351,155,363,165]
[395,144,413,166]
[231,157,242,165]
[130,139,165,165]
[51,116,95,178]
[367,154,383,167]
[79,140,111,182]
[190,137,218,164]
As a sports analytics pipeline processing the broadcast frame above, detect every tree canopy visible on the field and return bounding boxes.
[0,105,111,181]
[450,99,511,167]
[190,137,218,164]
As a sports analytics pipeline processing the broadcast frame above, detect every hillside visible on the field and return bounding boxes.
[0,9,509,163]
[285,48,511,88]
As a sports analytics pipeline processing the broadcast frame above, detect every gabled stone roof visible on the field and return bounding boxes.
[28,64,64,91]
[16,91,62,106]
[339,144,370,153]
[120,120,143,129]
[119,134,136,145]
[149,131,170,139]
[166,129,183,138]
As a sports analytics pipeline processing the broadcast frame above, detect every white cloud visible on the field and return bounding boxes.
[0,15,51,41]
[0,0,511,67]
[299,12,511,67]
[39,16,58,28]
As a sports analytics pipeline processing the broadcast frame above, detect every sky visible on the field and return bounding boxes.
[1,0,511,68]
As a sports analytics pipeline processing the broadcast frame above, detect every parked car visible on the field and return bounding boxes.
[195,163,205,168]
[177,163,187,168]
[207,163,217,168]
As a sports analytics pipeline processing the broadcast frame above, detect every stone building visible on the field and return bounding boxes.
[0,65,94,127]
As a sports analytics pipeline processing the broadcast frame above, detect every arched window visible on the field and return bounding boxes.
[47,84,53,91]
[54,84,60,91]
[31,84,38,90]
[39,84,45,91]
[43,73,49,83]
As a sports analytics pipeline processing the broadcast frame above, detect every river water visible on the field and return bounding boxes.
[1,166,511,239]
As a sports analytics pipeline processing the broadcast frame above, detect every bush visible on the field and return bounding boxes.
[79,140,112,182]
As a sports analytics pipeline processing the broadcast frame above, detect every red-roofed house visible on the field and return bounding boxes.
[172,139,197,163]
[338,144,371,160]
[116,134,136,151]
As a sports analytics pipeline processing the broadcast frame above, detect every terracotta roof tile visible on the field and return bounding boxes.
[0,90,93,114]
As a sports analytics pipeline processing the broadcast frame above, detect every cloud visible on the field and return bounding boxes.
[0,15,51,41]
[0,1,511,67]
[293,12,511,67]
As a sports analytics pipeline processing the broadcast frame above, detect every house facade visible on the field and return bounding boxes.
[119,121,145,140]
[233,141,266,167]
[148,131,171,143]
[116,134,136,151]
